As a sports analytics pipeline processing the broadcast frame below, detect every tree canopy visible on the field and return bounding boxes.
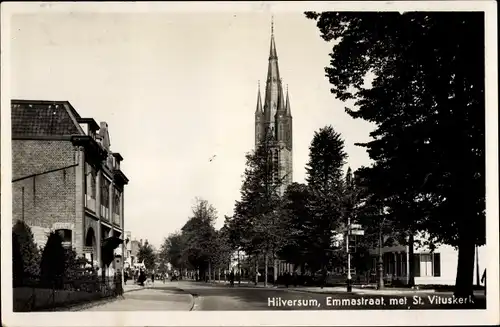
[137,241,156,271]
[306,11,485,296]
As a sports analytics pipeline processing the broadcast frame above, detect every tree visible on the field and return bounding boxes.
[163,232,188,271]
[12,231,24,287]
[231,129,288,285]
[211,227,233,275]
[278,182,312,270]
[40,231,66,288]
[181,198,218,279]
[12,220,41,280]
[306,12,485,296]
[304,125,348,274]
[137,241,156,271]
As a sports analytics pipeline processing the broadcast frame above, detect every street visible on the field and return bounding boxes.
[80,281,486,311]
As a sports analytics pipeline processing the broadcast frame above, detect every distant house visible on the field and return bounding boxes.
[368,231,487,286]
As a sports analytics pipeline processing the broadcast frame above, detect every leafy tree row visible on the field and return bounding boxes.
[158,198,233,280]
[305,11,485,296]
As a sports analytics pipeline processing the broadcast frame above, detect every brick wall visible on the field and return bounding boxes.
[12,140,81,248]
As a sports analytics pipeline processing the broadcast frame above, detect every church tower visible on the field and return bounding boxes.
[254,18,293,195]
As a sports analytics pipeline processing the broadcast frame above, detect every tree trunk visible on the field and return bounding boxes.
[454,230,476,297]
[273,251,278,285]
[208,261,212,282]
[408,232,415,287]
[377,226,384,290]
[237,249,241,285]
[264,252,269,287]
[254,253,259,285]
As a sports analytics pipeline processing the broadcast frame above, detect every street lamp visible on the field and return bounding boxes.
[346,215,353,293]
[377,223,384,290]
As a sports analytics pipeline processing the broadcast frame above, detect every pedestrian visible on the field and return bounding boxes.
[293,270,298,287]
[284,271,290,288]
[481,268,486,296]
[229,269,235,287]
[124,271,128,285]
[151,271,155,285]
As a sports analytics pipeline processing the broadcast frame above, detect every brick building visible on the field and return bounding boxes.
[11,99,129,271]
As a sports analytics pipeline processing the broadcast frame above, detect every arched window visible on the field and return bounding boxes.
[56,229,72,248]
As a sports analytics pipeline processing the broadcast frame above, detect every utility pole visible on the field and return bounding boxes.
[346,214,352,292]
[377,221,384,290]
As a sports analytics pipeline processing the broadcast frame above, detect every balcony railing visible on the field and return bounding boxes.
[85,195,96,212]
[100,205,110,220]
[113,213,121,226]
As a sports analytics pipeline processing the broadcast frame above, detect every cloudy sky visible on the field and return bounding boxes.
[10,9,376,248]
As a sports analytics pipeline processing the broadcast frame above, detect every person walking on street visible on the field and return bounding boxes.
[229,269,235,287]
[151,271,155,285]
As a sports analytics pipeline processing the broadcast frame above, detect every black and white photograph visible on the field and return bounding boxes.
[1,1,498,326]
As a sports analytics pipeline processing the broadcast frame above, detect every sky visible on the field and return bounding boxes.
[10,11,375,249]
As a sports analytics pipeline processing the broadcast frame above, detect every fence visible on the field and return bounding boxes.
[13,273,123,312]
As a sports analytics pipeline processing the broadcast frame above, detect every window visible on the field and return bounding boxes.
[414,253,441,277]
[56,229,72,248]
[432,253,441,277]
[114,192,121,215]
[420,254,433,277]
[100,178,110,219]
[85,164,97,198]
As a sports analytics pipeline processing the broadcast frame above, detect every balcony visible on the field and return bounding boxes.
[85,195,96,212]
[113,213,121,226]
[100,205,110,220]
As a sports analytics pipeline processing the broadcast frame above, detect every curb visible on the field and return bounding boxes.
[61,294,125,312]
[286,287,436,296]
[176,288,197,311]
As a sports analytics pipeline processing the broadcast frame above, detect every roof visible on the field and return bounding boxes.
[11,100,83,137]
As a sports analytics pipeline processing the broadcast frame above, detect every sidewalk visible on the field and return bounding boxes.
[123,283,144,293]
[202,280,486,298]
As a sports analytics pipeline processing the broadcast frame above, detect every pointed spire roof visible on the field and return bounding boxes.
[269,16,278,60]
[263,16,284,127]
[285,85,291,116]
[255,81,263,115]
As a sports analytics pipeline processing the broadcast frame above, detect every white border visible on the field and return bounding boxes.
[1,1,498,326]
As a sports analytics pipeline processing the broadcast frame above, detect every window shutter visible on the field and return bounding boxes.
[433,253,441,277]
[413,254,421,277]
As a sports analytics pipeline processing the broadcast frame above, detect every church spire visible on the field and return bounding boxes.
[285,84,291,116]
[264,16,283,132]
[269,16,278,60]
[255,81,263,114]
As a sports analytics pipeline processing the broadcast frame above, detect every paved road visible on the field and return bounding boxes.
[83,284,193,311]
[78,281,485,311]
[176,281,486,311]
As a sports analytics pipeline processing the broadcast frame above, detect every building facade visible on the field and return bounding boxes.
[254,21,293,196]
[368,231,487,286]
[11,99,129,272]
